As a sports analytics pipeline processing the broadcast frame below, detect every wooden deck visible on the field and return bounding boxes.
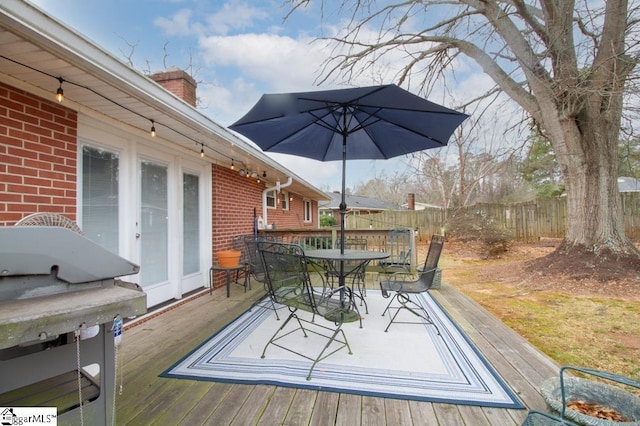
[115,277,559,425]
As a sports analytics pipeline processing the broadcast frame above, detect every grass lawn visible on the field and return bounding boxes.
[434,240,640,380]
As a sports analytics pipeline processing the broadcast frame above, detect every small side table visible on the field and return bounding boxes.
[209,264,250,297]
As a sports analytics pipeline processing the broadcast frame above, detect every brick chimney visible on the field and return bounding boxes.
[407,193,415,210]
[150,68,197,107]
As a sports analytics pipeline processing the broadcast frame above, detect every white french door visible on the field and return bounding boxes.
[138,157,171,306]
[78,115,210,308]
[180,168,206,293]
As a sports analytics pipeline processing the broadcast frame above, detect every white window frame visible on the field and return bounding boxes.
[266,190,276,209]
[303,199,312,222]
[281,191,289,210]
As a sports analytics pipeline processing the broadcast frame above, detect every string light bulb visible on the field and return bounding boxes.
[230,159,235,170]
[200,145,205,157]
[150,120,156,137]
[55,77,64,103]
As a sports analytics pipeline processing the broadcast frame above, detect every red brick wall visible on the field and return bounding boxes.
[211,166,318,253]
[211,165,264,252]
[266,192,318,229]
[0,82,78,226]
[210,165,319,289]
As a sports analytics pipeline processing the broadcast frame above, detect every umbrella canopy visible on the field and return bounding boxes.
[229,84,468,253]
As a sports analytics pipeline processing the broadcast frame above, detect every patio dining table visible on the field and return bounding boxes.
[304,249,389,323]
[304,249,389,276]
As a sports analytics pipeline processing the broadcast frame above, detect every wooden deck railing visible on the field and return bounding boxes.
[258,228,418,267]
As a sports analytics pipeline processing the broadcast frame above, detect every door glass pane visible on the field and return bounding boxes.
[82,146,119,253]
[183,172,200,275]
[140,160,168,286]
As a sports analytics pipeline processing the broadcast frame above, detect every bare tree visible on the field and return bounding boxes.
[116,33,138,69]
[353,172,414,206]
[410,97,524,208]
[288,0,640,271]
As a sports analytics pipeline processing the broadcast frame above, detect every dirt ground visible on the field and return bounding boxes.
[434,238,640,300]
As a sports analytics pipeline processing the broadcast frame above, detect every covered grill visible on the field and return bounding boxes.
[0,224,146,425]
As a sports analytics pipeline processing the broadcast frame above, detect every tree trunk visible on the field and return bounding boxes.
[556,113,638,256]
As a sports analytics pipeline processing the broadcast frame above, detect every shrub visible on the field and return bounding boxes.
[320,215,337,227]
[445,209,514,258]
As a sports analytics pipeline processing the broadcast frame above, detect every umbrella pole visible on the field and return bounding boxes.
[339,128,347,306]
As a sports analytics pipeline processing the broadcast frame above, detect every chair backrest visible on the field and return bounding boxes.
[232,235,249,265]
[16,212,84,235]
[337,238,368,251]
[242,235,274,282]
[383,228,412,266]
[257,241,316,311]
[421,234,445,272]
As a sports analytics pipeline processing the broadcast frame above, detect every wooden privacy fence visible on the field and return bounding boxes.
[347,192,640,242]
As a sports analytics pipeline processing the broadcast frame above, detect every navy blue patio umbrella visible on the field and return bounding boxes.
[229,84,468,253]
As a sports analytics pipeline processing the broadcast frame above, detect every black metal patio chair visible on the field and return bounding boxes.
[242,234,285,319]
[523,366,640,425]
[257,241,359,380]
[379,234,445,333]
[523,365,640,426]
[378,227,413,274]
[231,235,252,291]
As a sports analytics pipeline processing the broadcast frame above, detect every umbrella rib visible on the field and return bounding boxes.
[357,106,460,145]
[308,104,383,135]
[306,102,455,145]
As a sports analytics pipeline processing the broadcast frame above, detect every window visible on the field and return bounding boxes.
[140,160,168,286]
[303,199,312,222]
[266,190,276,208]
[81,145,119,254]
[281,191,289,210]
[183,172,200,275]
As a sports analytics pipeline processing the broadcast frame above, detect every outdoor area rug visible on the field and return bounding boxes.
[161,290,524,408]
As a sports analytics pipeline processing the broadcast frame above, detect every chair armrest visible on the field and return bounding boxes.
[560,366,640,390]
[383,271,420,281]
[521,410,574,425]
[559,366,640,419]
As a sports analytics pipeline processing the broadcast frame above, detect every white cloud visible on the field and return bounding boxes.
[154,2,271,38]
[205,1,269,35]
[154,8,199,37]
[198,32,327,91]
[196,77,260,126]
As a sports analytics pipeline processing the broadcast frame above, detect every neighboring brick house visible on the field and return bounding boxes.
[0,1,327,307]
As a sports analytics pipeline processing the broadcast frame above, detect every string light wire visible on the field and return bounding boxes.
[0,53,245,162]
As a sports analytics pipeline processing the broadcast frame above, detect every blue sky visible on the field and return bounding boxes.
[28,0,487,191]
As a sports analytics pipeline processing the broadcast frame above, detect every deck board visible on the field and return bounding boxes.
[361,395,386,425]
[335,393,361,425]
[384,398,412,424]
[178,383,234,425]
[310,391,339,426]
[255,386,295,426]
[115,278,559,425]
[231,385,274,426]
[283,389,315,425]
[204,383,252,425]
